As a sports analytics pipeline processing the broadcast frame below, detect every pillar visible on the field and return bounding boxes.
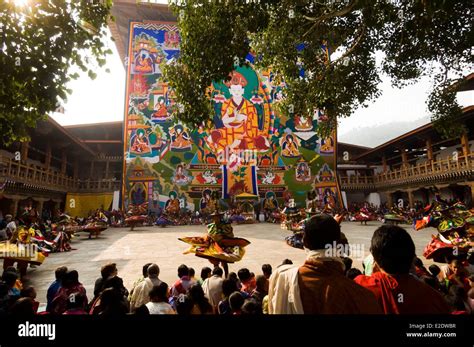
[37,199,44,216]
[11,198,19,216]
[20,142,29,164]
[426,138,433,162]
[105,160,110,179]
[89,161,95,179]
[73,158,79,179]
[386,192,393,208]
[382,155,388,172]
[401,149,408,168]
[407,190,414,209]
[61,149,67,175]
[461,132,470,158]
[44,142,52,169]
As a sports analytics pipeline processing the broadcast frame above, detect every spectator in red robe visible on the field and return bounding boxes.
[355,225,450,314]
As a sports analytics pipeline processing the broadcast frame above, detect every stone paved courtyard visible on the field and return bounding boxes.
[22,221,437,304]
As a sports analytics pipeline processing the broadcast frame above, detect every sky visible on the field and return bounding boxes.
[50,31,473,147]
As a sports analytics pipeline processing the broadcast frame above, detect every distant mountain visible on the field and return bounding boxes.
[338,117,430,147]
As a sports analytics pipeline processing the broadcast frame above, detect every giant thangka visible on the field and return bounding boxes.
[122,21,341,213]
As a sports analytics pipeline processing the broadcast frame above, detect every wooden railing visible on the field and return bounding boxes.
[0,156,121,192]
[340,154,474,190]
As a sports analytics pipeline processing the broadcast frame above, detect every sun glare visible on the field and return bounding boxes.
[13,0,29,6]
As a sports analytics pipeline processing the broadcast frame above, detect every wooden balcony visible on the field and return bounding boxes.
[340,154,474,191]
[0,156,121,193]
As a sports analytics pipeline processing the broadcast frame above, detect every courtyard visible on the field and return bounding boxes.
[24,221,437,303]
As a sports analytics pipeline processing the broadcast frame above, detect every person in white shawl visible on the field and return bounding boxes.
[129,263,162,312]
[268,214,381,314]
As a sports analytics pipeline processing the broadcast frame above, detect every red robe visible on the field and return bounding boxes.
[355,272,450,314]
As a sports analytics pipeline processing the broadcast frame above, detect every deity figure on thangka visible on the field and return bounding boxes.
[414,190,473,263]
[207,71,270,153]
[179,211,250,277]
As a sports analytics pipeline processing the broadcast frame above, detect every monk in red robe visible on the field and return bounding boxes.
[355,225,450,314]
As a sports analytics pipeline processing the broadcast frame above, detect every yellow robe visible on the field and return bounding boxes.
[217,98,259,150]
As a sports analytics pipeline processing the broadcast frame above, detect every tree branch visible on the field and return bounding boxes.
[303,0,359,38]
[331,22,366,65]
[303,0,359,24]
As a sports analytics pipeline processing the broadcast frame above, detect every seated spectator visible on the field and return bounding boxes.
[269,214,382,314]
[9,297,35,318]
[93,263,118,298]
[346,268,363,280]
[445,285,470,314]
[133,304,150,316]
[0,282,9,316]
[128,263,152,302]
[46,266,67,312]
[218,279,239,315]
[251,275,268,306]
[175,294,193,315]
[446,259,470,293]
[242,299,261,315]
[129,263,162,312]
[189,268,196,283]
[95,288,128,317]
[342,257,353,276]
[355,225,450,314]
[188,284,212,314]
[20,287,39,313]
[238,268,256,295]
[170,264,195,299]
[198,267,212,286]
[229,292,244,315]
[413,257,430,278]
[227,272,241,290]
[428,264,441,279]
[2,271,20,301]
[262,264,272,279]
[63,292,88,315]
[51,270,88,315]
[202,267,224,311]
[145,282,176,315]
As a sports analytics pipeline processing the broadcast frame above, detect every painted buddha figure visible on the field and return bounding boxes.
[170,125,192,151]
[135,52,153,73]
[320,136,335,154]
[131,130,151,154]
[281,134,300,157]
[153,97,168,119]
[209,71,268,153]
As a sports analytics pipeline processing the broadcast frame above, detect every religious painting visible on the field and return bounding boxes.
[169,124,192,152]
[316,163,335,183]
[171,164,192,186]
[280,132,301,158]
[194,170,221,185]
[122,21,341,211]
[295,161,311,182]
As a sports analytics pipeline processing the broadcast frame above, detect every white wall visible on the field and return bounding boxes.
[366,192,381,207]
